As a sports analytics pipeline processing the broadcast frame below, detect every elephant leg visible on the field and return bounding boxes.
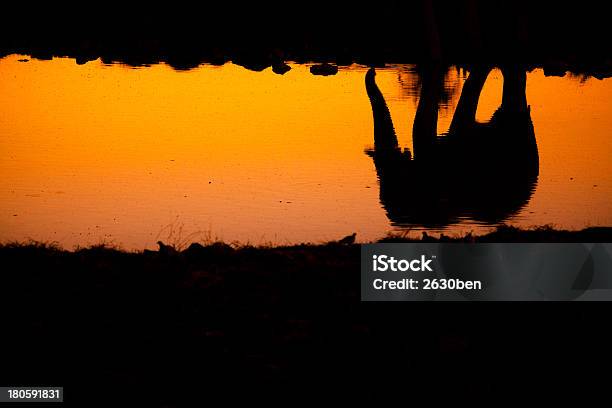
[500,65,528,114]
[412,64,445,160]
[422,0,442,61]
[449,65,492,134]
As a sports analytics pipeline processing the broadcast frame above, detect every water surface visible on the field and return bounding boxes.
[1,55,610,248]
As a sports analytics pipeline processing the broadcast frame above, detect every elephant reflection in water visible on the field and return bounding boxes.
[365,65,538,227]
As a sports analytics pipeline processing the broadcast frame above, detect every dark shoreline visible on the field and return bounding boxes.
[1,225,611,404]
[2,2,611,78]
[3,48,611,81]
[3,225,611,252]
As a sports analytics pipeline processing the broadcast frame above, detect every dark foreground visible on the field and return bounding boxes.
[1,226,612,405]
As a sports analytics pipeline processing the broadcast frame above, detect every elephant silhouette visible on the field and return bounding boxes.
[365,64,539,228]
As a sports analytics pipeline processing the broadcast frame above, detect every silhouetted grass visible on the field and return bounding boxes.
[3,225,610,255]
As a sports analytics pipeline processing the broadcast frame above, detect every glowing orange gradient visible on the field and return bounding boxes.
[0,55,610,249]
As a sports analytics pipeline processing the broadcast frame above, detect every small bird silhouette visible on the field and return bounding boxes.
[337,233,357,245]
[422,231,435,242]
[157,241,177,256]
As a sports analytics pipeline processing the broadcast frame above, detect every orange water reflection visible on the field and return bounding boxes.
[1,55,610,248]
